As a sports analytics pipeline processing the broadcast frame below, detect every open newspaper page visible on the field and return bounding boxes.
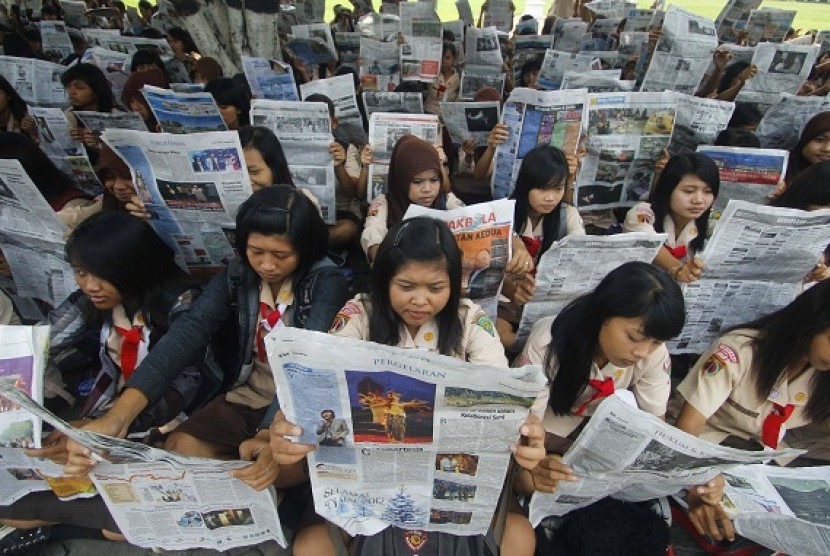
[0,447,85,504]
[362,92,424,117]
[715,0,762,44]
[249,99,336,224]
[552,20,588,54]
[723,465,830,556]
[300,74,362,126]
[575,91,676,210]
[399,2,440,38]
[459,65,505,100]
[292,23,337,61]
[516,234,666,347]
[74,111,148,133]
[538,50,595,90]
[0,55,67,106]
[359,37,400,92]
[142,85,228,134]
[492,88,587,199]
[512,35,554,84]
[400,37,441,82]
[465,27,502,68]
[266,327,546,536]
[91,36,173,58]
[529,395,802,524]
[0,326,48,448]
[616,31,649,69]
[241,56,298,101]
[744,8,796,45]
[668,94,735,154]
[367,112,440,201]
[481,0,512,33]
[696,146,787,212]
[622,8,655,32]
[102,129,250,272]
[38,21,73,61]
[0,159,75,306]
[584,18,620,51]
[334,32,361,71]
[736,43,820,106]
[755,93,830,150]
[59,0,86,27]
[80,47,130,100]
[440,101,500,147]
[80,28,122,48]
[560,70,636,93]
[670,201,830,354]
[585,1,638,19]
[405,199,514,319]
[456,0,474,26]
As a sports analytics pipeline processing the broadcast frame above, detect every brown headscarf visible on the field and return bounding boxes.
[787,111,830,183]
[386,134,442,228]
[193,57,224,83]
[473,86,501,102]
[96,145,133,212]
[121,66,169,109]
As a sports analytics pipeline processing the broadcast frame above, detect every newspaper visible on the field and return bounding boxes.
[241,56,298,101]
[616,31,649,69]
[755,93,830,150]
[405,199,515,319]
[623,8,655,32]
[366,112,440,201]
[817,30,830,56]
[723,465,830,556]
[583,18,620,52]
[74,111,149,133]
[0,55,67,106]
[334,31,361,70]
[585,0,637,18]
[481,0,512,33]
[38,21,73,62]
[101,129,250,271]
[552,19,588,54]
[142,85,228,134]
[91,36,173,58]
[291,23,337,65]
[0,447,80,504]
[80,28,123,48]
[456,0,474,26]
[668,94,735,154]
[439,101,500,147]
[249,99,336,224]
[538,50,595,91]
[515,234,666,347]
[715,0,762,44]
[300,74,361,126]
[459,65,505,101]
[400,37,442,82]
[745,8,796,46]
[640,6,718,95]
[736,43,820,106]
[491,88,587,199]
[512,35,554,83]
[0,326,48,449]
[266,327,546,536]
[362,92,424,117]
[575,91,677,210]
[670,201,830,354]
[80,47,131,104]
[59,0,87,28]
[528,394,802,524]
[560,70,636,93]
[696,146,788,212]
[465,26,502,68]
[359,37,400,92]
[399,2,441,38]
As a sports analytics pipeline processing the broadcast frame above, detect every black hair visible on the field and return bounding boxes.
[21,26,40,43]
[511,145,570,257]
[728,102,762,130]
[66,211,190,329]
[520,57,543,86]
[546,262,685,415]
[60,63,118,112]
[166,27,199,54]
[130,49,167,76]
[726,280,830,422]
[714,128,761,148]
[369,217,463,357]
[442,41,457,60]
[204,78,250,127]
[138,0,154,12]
[717,61,749,94]
[0,75,29,123]
[231,72,252,102]
[237,126,295,187]
[234,186,328,282]
[304,93,336,119]
[140,27,165,39]
[770,160,830,210]
[648,152,720,253]
[3,32,38,58]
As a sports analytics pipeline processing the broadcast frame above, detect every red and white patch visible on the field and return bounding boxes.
[713,344,739,364]
[403,529,428,552]
[339,300,363,316]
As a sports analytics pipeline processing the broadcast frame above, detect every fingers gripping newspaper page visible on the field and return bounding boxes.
[515,234,667,348]
[528,395,802,525]
[723,465,830,556]
[102,129,251,272]
[439,101,500,148]
[0,326,48,448]
[266,328,546,537]
[0,447,90,505]
[670,201,830,354]
[404,199,515,320]
[736,43,821,107]
[250,99,337,224]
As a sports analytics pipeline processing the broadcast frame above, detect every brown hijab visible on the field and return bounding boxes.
[386,134,442,228]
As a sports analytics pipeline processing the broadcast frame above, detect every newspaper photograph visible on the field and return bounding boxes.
[696,145,788,211]
[38,21,73,62]
[241,56,298,101]
[440,101,500,147]
[0,326,48,448]
[300,74,361,126]
[74,111,149,133]
[367,112,440,201]
[266,327,546,537]
[670,201,830,353]
[362,92,424,117]
[736,43,821,106]
[142,85,228,134]
[400,37,441,82]
[481,0,512,33]
[491,88,587,199]
[405,199,515,320]
[744,8,796,46]
[560,70,636,93]
[464,26,502,68]
[668,94,735,154]
[0,55,67,106]
[723,465,830,556]
[528,394,802,524]
[755,93,830,150]
[359,37,400,92]
[575,91,677,210]
[250,99,337,224]
[538,50,595,91]
[715,0,762,44]
[459,66,505,101]
[102,129,250,271]
[515,233,666,347]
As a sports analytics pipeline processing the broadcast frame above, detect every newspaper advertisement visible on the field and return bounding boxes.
[405,199,515,319]
[696,146,787,211]
[440,101,500,147]
[668,94,735,154]
[38,21,73,62]
[575,91,677,210]
[400,37,441,82]
[300,74,361,126]
[528,394,802,524]
[359,37,400,92]
[492,87,587,199]
[481,0,512,33]
[266,327,546,536]
[399,2,441,38]
[640,6,718,95]
[736,43,820,106]
[249,100,336,224]
[723,465,830,556]
[560,70,636,93]
[515,233,666,347]
[74,111,149,133]
[670,201,830,353]
[552,19,588,54]
[142,85,228,134]
[715,0,762,44]
[538,50,595,91]
[80,47,131,103]
[755,93,830,150]
[0,55,67,106]
[459,66,505,101]
[367,112,440,201]
[0,326,48,448]
[745,8,796,46]
[102,129,251,271]
[362,92,424,117]
[241,56,298,101]
[465,26,502,68]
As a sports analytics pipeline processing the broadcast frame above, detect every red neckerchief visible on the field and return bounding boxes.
[761,403,794,449]
[257,302,282,362]
[573,377,615,416]
[113,325,142,380]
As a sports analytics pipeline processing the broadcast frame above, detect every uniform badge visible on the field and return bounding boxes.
[473,312,495,337]
[403,529,428,552]
[702,354,725,377]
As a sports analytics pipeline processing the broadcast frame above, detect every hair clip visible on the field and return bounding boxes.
[392,221,412,247]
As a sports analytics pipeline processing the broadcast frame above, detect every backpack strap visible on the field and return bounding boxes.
[226,258,245,309]
[554,203,569,242]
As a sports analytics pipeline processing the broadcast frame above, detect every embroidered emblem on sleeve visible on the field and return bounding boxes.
[713,344,739,364]
[329,300,362,333]
[473,312,495,337]
[702,344,737,377]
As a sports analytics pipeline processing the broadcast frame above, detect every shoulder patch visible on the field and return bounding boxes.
[713,344,739,364]
[701,354,726,377]
[472,312,495,337]
[329,300,362,333]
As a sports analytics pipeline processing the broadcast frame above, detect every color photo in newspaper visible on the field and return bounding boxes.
[0,327,48,448]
